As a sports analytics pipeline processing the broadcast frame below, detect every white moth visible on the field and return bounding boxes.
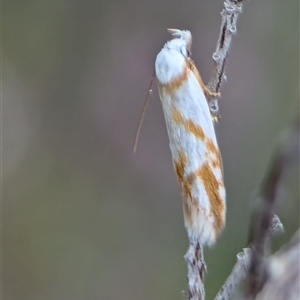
[155,29,226,246]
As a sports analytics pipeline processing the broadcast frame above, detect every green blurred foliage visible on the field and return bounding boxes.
[3,0,299,299]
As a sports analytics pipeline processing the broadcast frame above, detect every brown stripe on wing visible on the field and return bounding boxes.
[158,64,190,95]
[174,151,199,230]
[172,107,206,141]
[206,138,223,172]
[188,58,220,99]
[172,107,223,173]
[171,108,225,237]
[174,151,194,203]
[197,162,226,236]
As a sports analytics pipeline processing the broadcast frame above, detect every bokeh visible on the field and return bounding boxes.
[3,1,299,299]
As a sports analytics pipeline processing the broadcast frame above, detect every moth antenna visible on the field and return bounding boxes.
[133,71,155,153]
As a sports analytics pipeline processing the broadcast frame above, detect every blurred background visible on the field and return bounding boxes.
[3,1,299,299]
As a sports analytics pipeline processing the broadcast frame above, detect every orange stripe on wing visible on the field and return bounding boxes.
[172,108,206,141]
[174,151,194,203]
[188,58,220,99]
[172,107,223,172]
[159,65,190,95]
[172,109,225,237]
[206,138,223,172]
[174,151,199,229]
[174,151,188,182]
[197,162,226,236]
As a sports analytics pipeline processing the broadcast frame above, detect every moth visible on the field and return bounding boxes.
[155,29,226,246]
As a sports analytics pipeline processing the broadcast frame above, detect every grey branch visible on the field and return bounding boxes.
[214,119,299,300]
[247,119,300,298]
[207,0,245,117]
[184,2,247,299]
[214,215,284,300]
[184,242,206,300]
[254,229,300,300]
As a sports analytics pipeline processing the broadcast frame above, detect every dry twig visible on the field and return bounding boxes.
[184,2,247,299]
[254,229,300,300]
[214,215,284,300]
[206,0,245,117]
[213,119,299,300]
[185,241,206,300]
[247,119,299,298]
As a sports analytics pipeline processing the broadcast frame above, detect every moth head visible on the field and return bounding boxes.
[155,29,193,85]
[166,29,192,58]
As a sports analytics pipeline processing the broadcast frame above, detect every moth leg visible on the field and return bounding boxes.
[187,58,220,100]
[202,85,220,100]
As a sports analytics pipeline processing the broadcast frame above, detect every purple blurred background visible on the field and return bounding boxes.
[3,1,299,299]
